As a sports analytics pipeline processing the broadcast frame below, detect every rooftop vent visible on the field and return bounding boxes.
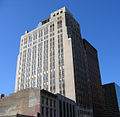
[42,18,50,25]
[37,22,42,27]
[0,94,5,99]
[25,30,29,34]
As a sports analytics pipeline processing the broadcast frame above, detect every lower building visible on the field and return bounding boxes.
[103,83,120,117]
[0,114,34,117]
[40,89,93,117]
[0,88,40,117]
[0,88,93,117]
[40,89,76,117]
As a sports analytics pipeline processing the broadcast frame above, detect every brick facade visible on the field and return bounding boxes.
[0,88,40,117]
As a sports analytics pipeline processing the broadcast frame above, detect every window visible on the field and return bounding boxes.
[33,32,37,40]
[50,99,52,107]
[60,11,63,13]
[63,101,66,117]
[24,37,27,45]
[58,29,62,33]
[46,107,48,117]
[44,27,48,35]
[46,98,48,105]
[28,35,32,43]
[42,96,44,104]
[50,24,54,32]
[67,103,69,117]
[57,20,62,29]
[50,109,52,117]
[54,110,56,117]
[70,104,72,117]
[33,41,37,45]
[42,107,44,116]
[38,29,43,37]
[54,100,56,108]
[44,35,48,40]
[59,100,62,117]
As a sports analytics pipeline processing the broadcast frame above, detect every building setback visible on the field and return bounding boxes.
[103,83,120,117]
[15,7,93,116]
[83,39,105,117]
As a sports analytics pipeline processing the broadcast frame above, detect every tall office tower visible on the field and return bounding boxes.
[83,39,105,117]
[15,7,93,115]
[103,83,120,117]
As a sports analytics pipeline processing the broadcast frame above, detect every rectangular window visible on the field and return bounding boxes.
[67,103,69,117]
[54,110,56,117]
[42,96,44,104]
[24,37,27,45]
[46,98,48,105]
[54,100,56,108]
[63,102,66,117]
[46,107,48,117]
[28,35,32,43]
[38,29,43,37]
[44,27,48,35]
[50,99,52,107]
[50,109,52,117]
[33,32,37,40]
[50,24,54,32]
[42,106,44,116]
[57,20,62,29]
[59,100,62,117]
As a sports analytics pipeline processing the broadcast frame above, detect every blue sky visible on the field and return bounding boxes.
[0,0,120,96]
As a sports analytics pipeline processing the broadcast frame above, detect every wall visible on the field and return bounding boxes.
[0,88,40,117]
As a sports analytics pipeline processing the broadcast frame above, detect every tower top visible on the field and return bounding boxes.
[50,6,70,18]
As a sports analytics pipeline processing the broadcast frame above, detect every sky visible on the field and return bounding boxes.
[0,0,120,96]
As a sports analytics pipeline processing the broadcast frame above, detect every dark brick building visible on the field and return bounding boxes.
[83,39,105,117]
[103,83,120,117]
